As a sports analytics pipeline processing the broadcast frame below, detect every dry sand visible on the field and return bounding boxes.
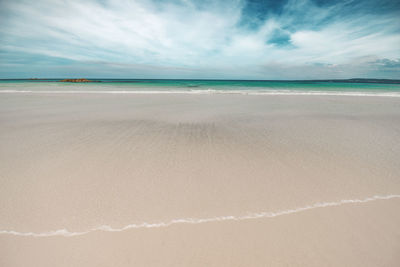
[0,93,399,266]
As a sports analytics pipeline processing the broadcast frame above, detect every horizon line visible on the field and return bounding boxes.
[1,78,400,82]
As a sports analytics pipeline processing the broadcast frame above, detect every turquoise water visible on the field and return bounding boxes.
[1,79,400,96]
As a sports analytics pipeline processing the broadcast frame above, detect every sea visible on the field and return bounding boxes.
[1,79,400,97]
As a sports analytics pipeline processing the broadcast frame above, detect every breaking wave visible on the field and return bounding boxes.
[1,89,400,97]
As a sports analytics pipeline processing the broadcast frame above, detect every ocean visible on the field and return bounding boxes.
[1,79,400,96]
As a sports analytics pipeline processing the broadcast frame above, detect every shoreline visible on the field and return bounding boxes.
[1,89,400,97]
[1,194,399,238]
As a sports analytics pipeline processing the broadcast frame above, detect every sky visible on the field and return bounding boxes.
[0,0,399,79]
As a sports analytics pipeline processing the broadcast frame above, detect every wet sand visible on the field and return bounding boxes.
[0,93,399,266]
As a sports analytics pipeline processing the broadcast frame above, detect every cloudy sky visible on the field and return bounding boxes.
[0,0,399,79]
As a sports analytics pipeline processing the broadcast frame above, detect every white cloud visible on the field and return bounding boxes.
[0,0,399,78]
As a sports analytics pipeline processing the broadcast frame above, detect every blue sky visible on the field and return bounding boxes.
[0,0,399,79]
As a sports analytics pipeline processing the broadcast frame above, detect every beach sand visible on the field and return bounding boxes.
[0,93,399,266]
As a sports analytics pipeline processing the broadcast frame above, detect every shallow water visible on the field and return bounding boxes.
[1,92,400,266]
[1,93,399,233]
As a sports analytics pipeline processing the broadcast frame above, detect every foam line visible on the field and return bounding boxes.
[1,194,399,238]
[0,90,400,97]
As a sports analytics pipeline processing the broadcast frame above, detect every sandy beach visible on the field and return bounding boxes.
[1,93,400,266]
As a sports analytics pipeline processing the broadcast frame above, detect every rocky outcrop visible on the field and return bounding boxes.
[59,78,98,82]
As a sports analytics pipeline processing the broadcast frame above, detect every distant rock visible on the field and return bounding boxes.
[59,78,99,82]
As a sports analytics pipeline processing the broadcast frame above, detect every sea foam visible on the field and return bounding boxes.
[0,194,399,238]
[1,89,400,97]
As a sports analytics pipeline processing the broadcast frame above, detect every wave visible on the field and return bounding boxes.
[1,194,399,238]
[1,89,400,97]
